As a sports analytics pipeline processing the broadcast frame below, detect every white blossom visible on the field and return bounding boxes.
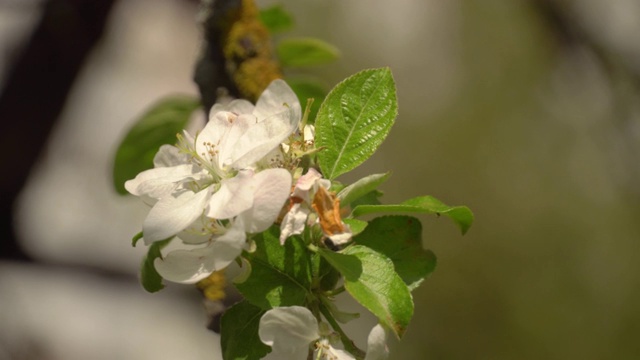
[258,306,388,360]
[125,79,300,283]
[279,168,330,244]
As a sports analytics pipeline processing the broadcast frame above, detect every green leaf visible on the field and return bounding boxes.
[113,96,201,195]
[351,190,383,207]
[314,253,341,292]
[259,4,294,33]
[318,245,413,338]
[221,300,270,360]
[342,218,368,237]
[287,78,327,123]
[131,232,143,247]
[338,173,390,207]
[354,216,436,291]
[277,37,340,67]
[352,195,474,235]
[235,227,313,309]
[315,68,398,179]
[140,238,172,293]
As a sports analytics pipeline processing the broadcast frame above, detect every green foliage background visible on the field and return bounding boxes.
[277,1,640,359]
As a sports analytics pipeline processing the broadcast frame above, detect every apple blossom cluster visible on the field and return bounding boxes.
[125,80,375,357]
[125,79,348,283]
[117,68,472,360]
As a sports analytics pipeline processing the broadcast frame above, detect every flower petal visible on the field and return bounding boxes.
[364,325,389,360]
[124,164,198,199]
[143,189,210,244]
[154,221,246,284]
[154,246,216,284]
[324,347,356,360]
[215,114,255,169]
[279,203,310,245]
[230,112,298,169]
[153,144,188,168]
[226,99,255,114]
[259,306,319,358]
[177,217,213,245]
[239,168,292,233]
[293,168,329,204]
[254,79,301,123]
[206,170,255,220]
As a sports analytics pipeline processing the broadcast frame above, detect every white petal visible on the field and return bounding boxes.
[177,217,212,245]
[239,168,292,233]
[154,222,246,283]
[230,111,298,169]
[206,170,255,219]
[153,145,188,168]
[292,168,325,204]
[328,230,352,247]
[124,164,198,199]
[303,124,315,142]
[226,99,255,114]
[279,203,310,244]
[259,306,319,357]
[154,246,216,284]
[143,189,210,244]
[364,325,389,360]
[254,79,301,123]
[215,114,255,169]
[325,347,356,360]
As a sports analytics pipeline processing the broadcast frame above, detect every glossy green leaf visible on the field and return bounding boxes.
[221,300,270,360]
[140,238,171,293]
[338,173,390,207]
[315,68,398,179]
[314,253,341,292]
[352,195,474,235]
[277,37,340,67]
[113,96,201,194]
[235,227,313,309]
[287,78,327,123]
[259,4,294,33]
[354,216,436,291]
[318,245,413,338]
[351,190,383,207]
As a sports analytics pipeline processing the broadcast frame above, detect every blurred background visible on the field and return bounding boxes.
[1,0,639,359]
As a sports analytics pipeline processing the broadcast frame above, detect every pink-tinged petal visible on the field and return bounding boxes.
[279,203,310,245]
[143,189,210,244]
[154,222,246,284]
[206,170,255,220]
[125,164,200,199]
[230,112,298,169]
[293,168,329,204]
[364,325,389,360]
[254,79,301,123]
[259,306,319,358]
[239,168,292,233]
[153,145,188,168]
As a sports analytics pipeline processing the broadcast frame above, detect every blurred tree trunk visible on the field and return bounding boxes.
[0,0,117,261]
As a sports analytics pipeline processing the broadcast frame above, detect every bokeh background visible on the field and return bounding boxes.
[1,0,639,359]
